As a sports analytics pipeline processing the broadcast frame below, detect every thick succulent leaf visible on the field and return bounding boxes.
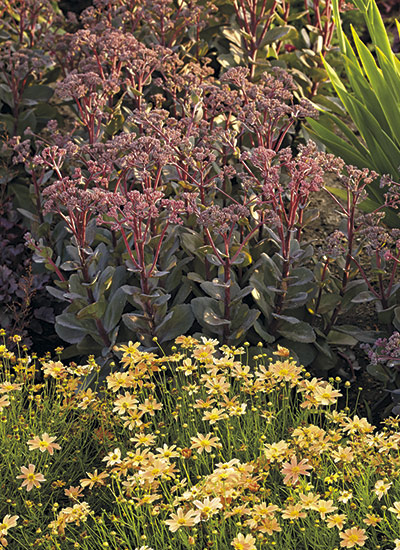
[156,304,195,343]
[103,287,127,332]
[191,297,230,327]
[273,315,316,343]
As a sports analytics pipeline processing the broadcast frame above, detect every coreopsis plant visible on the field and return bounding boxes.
[1,333,400,549]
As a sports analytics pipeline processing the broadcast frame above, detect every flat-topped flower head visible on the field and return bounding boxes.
[27,433,61,455]
[16,464,46,492]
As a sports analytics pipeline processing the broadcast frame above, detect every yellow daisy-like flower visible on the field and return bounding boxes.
[27,433,61,455]
[16,464,46,492]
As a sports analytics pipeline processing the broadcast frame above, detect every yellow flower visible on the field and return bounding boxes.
[312,499,337,519]
[16,464,46,492]
[273,345,290,357]
[192,497,222,521]
[0,395,10,412]
[202,407,228,424]
[231,533,257,550]
[281,504,306,520]
[190,432,221,454]
[326,514,347,530]
[80,469,109,489]
[280,455,312,486]
[388,501,400,519]
[339,526,367,548]
[264,440,289,463]
[363,513,381,526]
[165,508,199,532]
[0,514,19,535]
[114,341,141,354]
[374,479,392,500]
[27,433,61,455]
[102,448,122,466]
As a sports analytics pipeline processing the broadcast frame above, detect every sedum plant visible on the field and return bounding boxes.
[4,0,400,387]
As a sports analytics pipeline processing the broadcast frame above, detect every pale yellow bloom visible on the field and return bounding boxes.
[281,455,312,485]
[388,501,400,519]
[326,514,347,530]
[363,513,381,526]
[0,395,10,411]
[264,440,289,463]
[231,532,257,550]
[299,492,320,510]
[42,360,67,379]
[190,432,221,454]
[312,499,337,519]
[339,526,367,548]
[80,469,109,489]
[192,497,222,521]
[102,448,122,466]
[202,407,228,424]
[374,479,392,500]
[165,507,199,532]
[16,464,46,492]
[0,514,19,535]
[338,490,353,504]
[27,433,61,455]
[342,415,373,435]
[281,504,306,520]
[0,382,22,394]
[313,383,342,405]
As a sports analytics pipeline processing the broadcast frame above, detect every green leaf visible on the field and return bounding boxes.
[276,319,316,343]
[334,325,382,343]
[191,297,230,327]
[351,291,377,303]
[351,29,400,140]
[326,330,358,346]
[230,308,260,342]
[21,84,54,105]
[367,363,391,383]
[156,304,195,343]
[76,299,107,320]
[17,208,39,223]
[180,231,204,256]
[103,288,127,332]
[105,112,125,136]
[307,118,372,169]
[253,319,275,343]
[259,25,294,47]
[312,293,341,315]
[122,313,151,333]
[200,280,227,300]
[55,313,95,344]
